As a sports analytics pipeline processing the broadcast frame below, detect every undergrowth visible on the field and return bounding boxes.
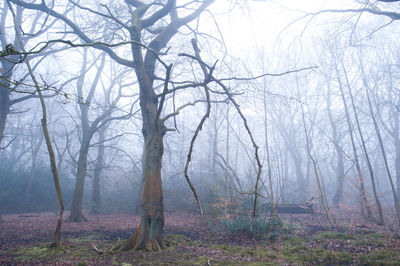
[207,196,287,239]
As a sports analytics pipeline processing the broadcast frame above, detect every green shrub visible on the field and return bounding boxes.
[207,194,283,238]
[221,216,283,238]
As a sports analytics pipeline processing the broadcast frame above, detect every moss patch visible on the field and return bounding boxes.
[359,249,400,265]
[351,232,386,247]
[299,248,353,264]
[12,238,105,265]
[5,228,400,265]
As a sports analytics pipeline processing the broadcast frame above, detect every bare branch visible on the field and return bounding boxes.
[68,0,129,29]
[307,8,400,21]
[0,136,16,150]
[156,63,173,123]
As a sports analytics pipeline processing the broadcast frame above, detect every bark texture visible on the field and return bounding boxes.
[91,127,106,214]
[0,58,13,147]
[69,139,89,222]
[117,129,165,251]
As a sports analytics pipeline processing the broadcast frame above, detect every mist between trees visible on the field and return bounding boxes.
[1,0,400,251]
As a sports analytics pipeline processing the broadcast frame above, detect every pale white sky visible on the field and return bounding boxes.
[211,0,360,56]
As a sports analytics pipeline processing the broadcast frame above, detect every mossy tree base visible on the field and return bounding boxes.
[112,215,164,252]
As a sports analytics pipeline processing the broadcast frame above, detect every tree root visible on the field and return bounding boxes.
[90,242,103,254]
[104,226,164,253]
[47,242,61,249]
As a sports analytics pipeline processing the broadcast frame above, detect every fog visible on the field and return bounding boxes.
[1,0,400,234]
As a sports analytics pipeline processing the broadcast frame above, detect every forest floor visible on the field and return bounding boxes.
[1,210,400,265]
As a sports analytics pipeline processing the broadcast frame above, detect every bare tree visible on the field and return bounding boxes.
[330,45,374,221]
[8,4,64,247]
[0,1,61,149]
[340,58,384,225]
[325,81,346,208]
[358,53,400,228]
[8,0,218,251]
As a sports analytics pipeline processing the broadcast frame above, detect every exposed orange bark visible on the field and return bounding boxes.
[113,132,165,252]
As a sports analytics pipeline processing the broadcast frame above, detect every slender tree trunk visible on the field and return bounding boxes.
[396,137,400,202]
[69,138,90,222]
[21,44,64,248]
[277,117,306,202]
[293,153,306,202]
[69,51,105,222]
[212,110,218,180]
[39,97,65,248]
[361,68,400,226]
[91,127,106,214]
[394,117,400,202]
[368,92,400,226]
[332,149,345,208]
[341,61,384,225]
[296,79,332,224]
[25,134,43,203]
[333,55,373,220]
[326,88,345,208]
[225,103,231,204]
[263,84,278,217]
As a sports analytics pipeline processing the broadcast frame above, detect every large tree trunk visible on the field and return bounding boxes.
[0,90,9,146]
[0,59,14,147]
[0,59,15,223]
[112,11,170,249]
[115,128,165,251]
